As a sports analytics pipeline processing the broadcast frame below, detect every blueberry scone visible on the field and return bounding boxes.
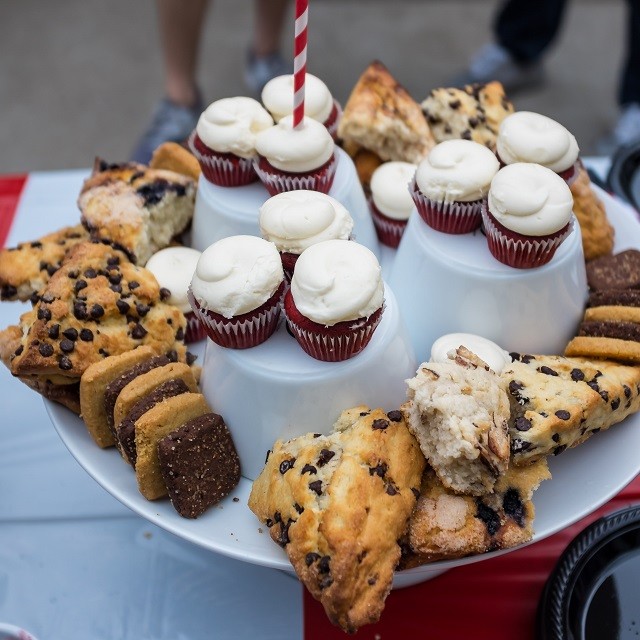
[0,224,89,301]
[399,459,550,569]
[403,347,511,496]
[421,81,514,150]
[503,353,640,464]
[248,406,425,633]
[78,159,196,265]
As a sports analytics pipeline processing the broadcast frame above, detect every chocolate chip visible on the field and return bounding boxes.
[318,556,331,573]
[175,327,184,341]
[62,328,78,341]
[515,417,532,431]
[131,323,147,339]
[317,449,335,467]
[186,351,197,365]
[110,284,122,294]
[553,444,567,456]
[309,480,323,495]
[555,410,571,421]
[570,368,585,381]
[511,439,532,454]
[136,303,150,317]
[166,349,178,362]
[276,519,293,547]
[73,301,88,320]
[160,287,171,301]
[116,299,130,315]
[475,501,501,536]
[68,270,79,279]
[359,411,370,417]
[74,280,87,293]
[624,385,632,399]
[449,100,461,109]
[79,328,94,342]
[84,268,97,279]
[60,338,74,353]
[301,464,317,475]
[37,308,52,321]
[30,241,42,248]
[552,433,560,443]
[318,576,333,590]
[612,398,621,410]
[539,366,558,376]
[279,458,296,474]
[107,256,120,266]
[387,410,402,422]
[128,281,140,290]
[305,552,320,567]
[503,489,525,527]
[461,129,472,140]
[48,324,60,339]
[98,348,110,357]
[0,285,18,300]
[368,575,378,586]
[38,343,54,357]
[372,418,389,430]
[58,355,73,370]
[369,462,387,478]
[294,503,304,514]
[90,304,104,319]
[386,484,398,496]
[411,487,420,499]
[14,345,23,357]
[108,272,122,285]
[29,291,40,306]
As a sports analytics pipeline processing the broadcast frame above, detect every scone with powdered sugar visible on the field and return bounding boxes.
[403,347,511,496]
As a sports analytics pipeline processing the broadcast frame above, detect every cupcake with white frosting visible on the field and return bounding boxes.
[261,73,342,139]
[369,161,417,248]
[188,235,285,348]
[496,111,580,185]
[482,162,574,269]
[146,247,204,343]
[188,97,274,186]
[259,190,353,281]
[430,333,510,374]
[254,115,337,196]
[410,140,500,234]
[283,239,385,361]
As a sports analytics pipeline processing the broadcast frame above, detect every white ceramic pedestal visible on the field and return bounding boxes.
[388,213,588,363]
[190,146,381,260]
[199,285,416,480]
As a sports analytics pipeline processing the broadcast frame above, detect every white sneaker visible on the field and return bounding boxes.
[451,43,545,92]
[596,103,640,157]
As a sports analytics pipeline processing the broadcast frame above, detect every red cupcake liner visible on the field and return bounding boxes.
[283,290,384,362]
[188,131,258,187]
[558,160,579,186]
[324,100,342,140]
[481,202,573,269]
[368,199,408,248]
[280,251,299,282]
[187,281,285,349]
[409,178,483,234]
[184,310,207,343]
[253,152,337,196]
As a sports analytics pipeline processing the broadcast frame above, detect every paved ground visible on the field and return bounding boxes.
[0,0,627,172]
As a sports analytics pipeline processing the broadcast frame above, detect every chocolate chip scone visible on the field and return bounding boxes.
[248,406,425,633]
[503,353,640,464]
[9,241,187,412]
[78,159,196,265]
[421,82,514,150]
[399,459,550,569]
[337,60,435,164]
[0,224,89,301]
[403,347,511,496]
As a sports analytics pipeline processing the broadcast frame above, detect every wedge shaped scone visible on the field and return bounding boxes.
[337,60,435,164]
[0,224,89,302]
[249,406,425,633]
[403,347,511,496]
[78,159,196,265]
[150,142,201,181]
[399,459,551,569]
[503,353,640,464]
[134,392,210,500]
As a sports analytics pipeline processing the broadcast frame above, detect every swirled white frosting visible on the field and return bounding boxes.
[255,115,335,173]
[190,235,283,318]
[290,239,384,325]
[259,190,353,254]
[261,73,334,124]
[415,140,500,203]
[370,161,417,220]
[497,111,579,172]
[196,97,274,158]
[146,247,202,313]
[430,333,511,374]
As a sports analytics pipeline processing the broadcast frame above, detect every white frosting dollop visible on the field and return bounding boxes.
[145,247,201,313]
[290,239,384,326]
[259,190,353,254]
[190,235,283,318]
[370,161,417,220]
[488,163,574,236]
[196,97,274,158]
[497,111,579,173]
[255,115,335,173]
[415,140,500,203]
[430,333,511,374]
[261,73,334,124]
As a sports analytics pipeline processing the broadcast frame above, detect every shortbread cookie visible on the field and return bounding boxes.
[503,353,640,463]
[337,60,435,164]
[80,346,158,447]
[78,159,196,265]
[421,82,514,150]
[570,164,614,261]
[586,249,640,291]
[565,333,640,364]
[158,413,241,518]
[0,225,89,301]
[248,406,425,633]
[10,242,187,404]
[400,459,550,568]
[403,347,510,496]
[150,142,201,181]
[134,392,210,500]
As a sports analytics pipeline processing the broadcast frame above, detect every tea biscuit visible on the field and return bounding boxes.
[399,459,550,568]
[80,346,157,447]
[584,306,640,324]
[565,336,640,364]
[134,392,210,500]
[249,407,424,633]
[503,353,640,464]
[0,225,89,302]
[158,412,241,518]
[586,249,640,291]
[150,142,201,181]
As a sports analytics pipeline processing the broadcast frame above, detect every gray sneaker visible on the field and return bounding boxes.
[244,50,289,97]
[130,95,204,165]
[450,43,545,92]
[596,103,640,157]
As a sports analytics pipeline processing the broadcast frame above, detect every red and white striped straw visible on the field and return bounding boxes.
[293,0,308,129]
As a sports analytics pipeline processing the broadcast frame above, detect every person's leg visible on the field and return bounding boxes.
[495,0,569,64]
[619,0,640,106]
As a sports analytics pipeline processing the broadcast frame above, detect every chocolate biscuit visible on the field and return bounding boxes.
[587,289,640,308]
[578,320,640,342]
[586,249,640,291]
